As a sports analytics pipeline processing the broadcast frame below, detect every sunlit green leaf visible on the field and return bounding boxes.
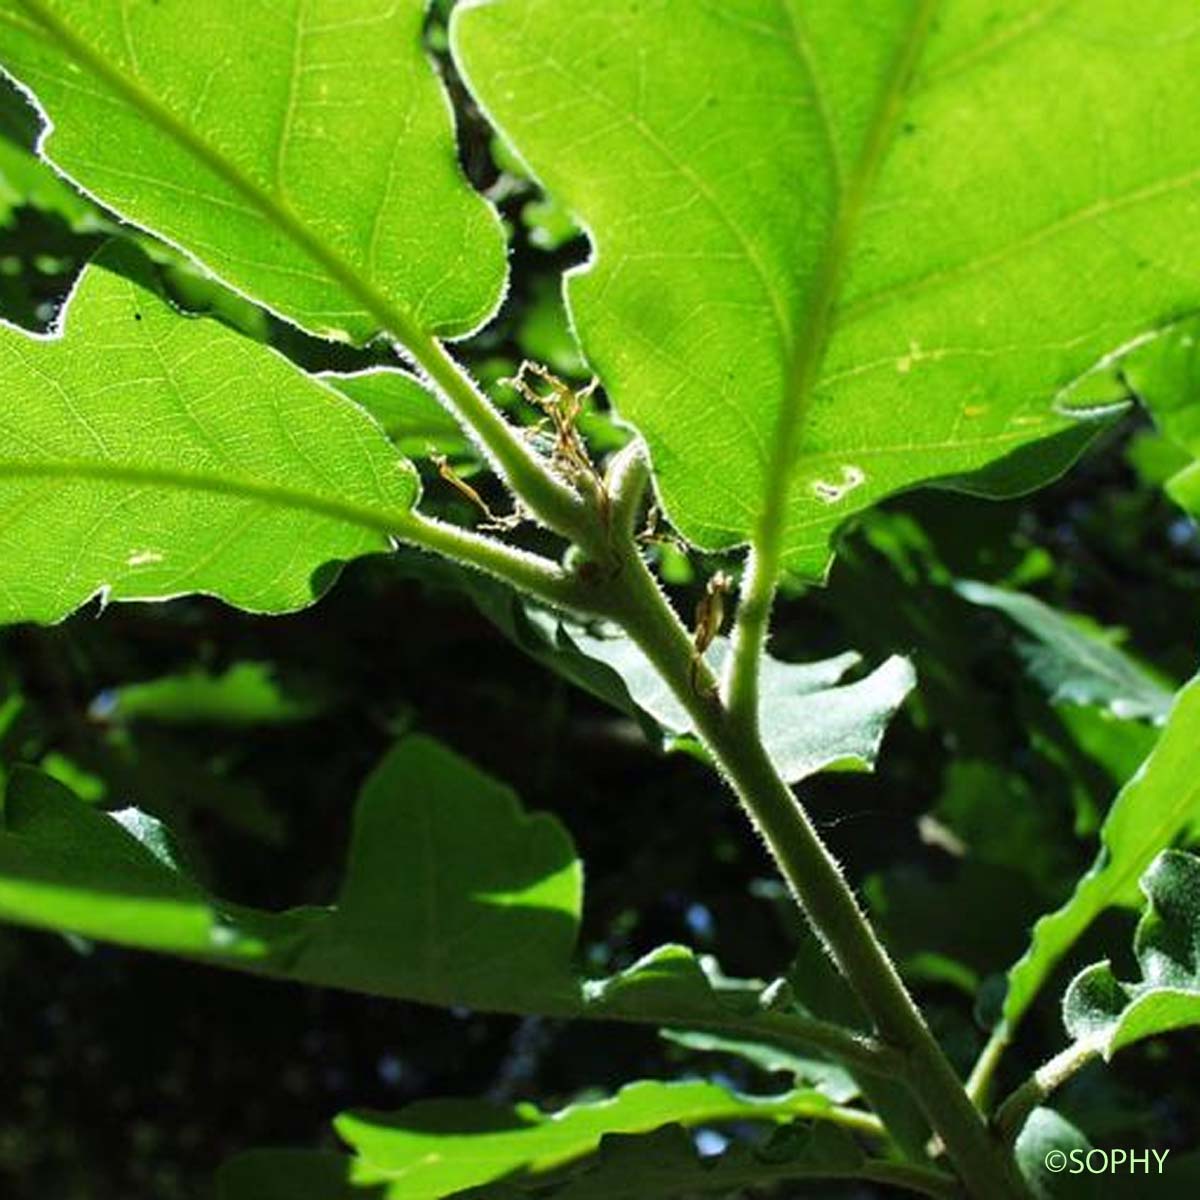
[0,244,416,623]
[453,0,1199,578]
[220,1105,875,1200]
[324,368,466,458]
[459,1123,879,1200]
[0,0,506,341]
[1121,316,1200,517]
[340,1081,824,1199]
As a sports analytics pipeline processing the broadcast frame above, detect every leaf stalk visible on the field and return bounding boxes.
[992,1040,1101,1145]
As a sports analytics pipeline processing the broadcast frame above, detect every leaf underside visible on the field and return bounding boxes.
[0,243,416,622]
[1120,315,1200,518]
[0,0,507,342]
[394,553,915,783]
[453,0,1200,578]
[955,579,1175,723]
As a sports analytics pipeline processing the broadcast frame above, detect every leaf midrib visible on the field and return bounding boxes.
[755,0,941,572]
[0,458,415,536]
[10,0,425,349]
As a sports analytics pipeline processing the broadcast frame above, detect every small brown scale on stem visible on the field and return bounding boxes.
[690,570,732,697]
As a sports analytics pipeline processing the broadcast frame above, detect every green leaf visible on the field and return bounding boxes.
[216,1152,370,1200]
[1121,316,1200,517]
[453,1,1199,578]
[0,765,299,956]
[0,126,104,231]
[396,552,914,780]
[291,734,583,1012]
[96,662,325,726]
[955,581,1174,723]
[323,368,466,458]
[659,1029,858,1104]
[1001,672,1200,1036]
[338,1081,827,1198]
[1064,850,1200,1058]
[220,1119,874,1200]
[458,1123,885,1200]
[0,733,842,1054]
[567,629,915,782]
[0,243,417,623]
[1013,1107,1093,1200]
[0,0,506,341]
[0,734,582,1006]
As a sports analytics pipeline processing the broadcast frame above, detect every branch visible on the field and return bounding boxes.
[600,536,1025,1199]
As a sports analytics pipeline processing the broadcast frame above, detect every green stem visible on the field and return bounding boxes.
[827,1105,889,1141]
[966,1027,1010,1110]
[993,1040,1100,1144]
[596,545,1025,1200]
[606,439,652,537]
[400,331,592,546]
[398,510,578,609]
[725,545,774,729]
